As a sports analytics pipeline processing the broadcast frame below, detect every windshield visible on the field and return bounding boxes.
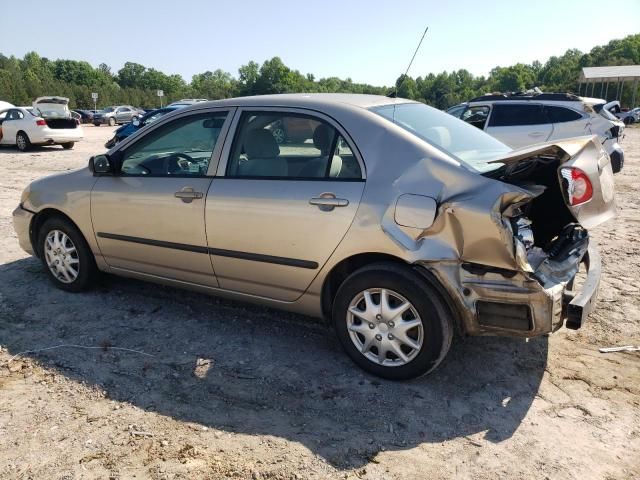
[102,107,115,113]
[372,103,511,173]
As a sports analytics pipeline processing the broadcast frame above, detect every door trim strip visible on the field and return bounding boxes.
[96,232,319,269]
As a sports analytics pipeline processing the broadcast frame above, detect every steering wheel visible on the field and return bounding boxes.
[166,152,195,174]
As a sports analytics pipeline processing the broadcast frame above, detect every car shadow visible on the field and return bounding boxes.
[0,257,548,469]
[0,144,67,154]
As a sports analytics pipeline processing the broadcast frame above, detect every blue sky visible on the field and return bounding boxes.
[1,0,638,86]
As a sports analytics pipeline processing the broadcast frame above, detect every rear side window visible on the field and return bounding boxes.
[488,104,547,127]
[226,112,362,180]
[544,106,582,123]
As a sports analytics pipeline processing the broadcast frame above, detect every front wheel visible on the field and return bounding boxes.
[37,217,98,292]
[16,132,31,152]
[108,117,116,126]
[333,263,453,380]
[61,142,74,150]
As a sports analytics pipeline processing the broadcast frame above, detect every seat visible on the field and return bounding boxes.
[237,129,288,177]
[299,124,342,178]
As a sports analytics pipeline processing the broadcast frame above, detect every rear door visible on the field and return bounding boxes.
[205,108,366,301]
[485,103,553,148]
[116,107,130,123]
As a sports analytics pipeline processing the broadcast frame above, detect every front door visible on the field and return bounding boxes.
[91,110,231,286]
[206,109,365,301]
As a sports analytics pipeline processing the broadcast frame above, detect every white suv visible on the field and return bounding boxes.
[447,93,625,172]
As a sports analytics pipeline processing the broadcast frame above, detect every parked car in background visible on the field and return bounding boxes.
[104,105,184,148]
[0,97,83,151]
[93,105,140,126]
[73,109,94,124]
[615,107,640,125]
[13,94,614,379]
[449,92,625,173]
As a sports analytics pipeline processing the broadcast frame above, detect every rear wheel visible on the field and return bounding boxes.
[108,117,116,126]
[16,131,31,152]
[37,217,98,292]
[61,142,75,150]
[332,263,453,380]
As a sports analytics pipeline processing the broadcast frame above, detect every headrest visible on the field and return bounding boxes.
[245,129,280,158]
[313,124,334,155]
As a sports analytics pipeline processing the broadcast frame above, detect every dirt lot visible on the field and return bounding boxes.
[0,125,639,480]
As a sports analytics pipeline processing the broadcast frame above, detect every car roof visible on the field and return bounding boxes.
[182,93,414,111]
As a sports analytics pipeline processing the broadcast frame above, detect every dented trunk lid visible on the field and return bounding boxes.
[488,136,616,229]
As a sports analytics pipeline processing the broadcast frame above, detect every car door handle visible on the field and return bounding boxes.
[174,187,203,203]
[528,132,546,137]
[309,193,349,211]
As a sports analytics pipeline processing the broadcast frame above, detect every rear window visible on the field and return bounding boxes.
[544,106,582,123]
[372,103,511,173]
[488,104,547,127]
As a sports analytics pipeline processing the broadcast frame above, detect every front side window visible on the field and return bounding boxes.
[120,112,227,176]
[226,112,361,179]
[461,105,490,129]
[488,104,547,127]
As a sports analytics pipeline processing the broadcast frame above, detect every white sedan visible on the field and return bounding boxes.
[0,96,83,151]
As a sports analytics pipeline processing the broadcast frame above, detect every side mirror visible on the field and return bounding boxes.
[89,154,114,175]
[132,117,141,127]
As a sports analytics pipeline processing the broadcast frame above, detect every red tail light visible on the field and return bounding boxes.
[561,167,593,206]
[36,119,46,126]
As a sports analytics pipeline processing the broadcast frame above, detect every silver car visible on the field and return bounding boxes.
[93,105,141,126]
[12,94,615,379]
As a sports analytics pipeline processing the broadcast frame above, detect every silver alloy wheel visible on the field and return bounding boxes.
[44,230,80,284]
[346,288,424,367]
[16,133,26,150]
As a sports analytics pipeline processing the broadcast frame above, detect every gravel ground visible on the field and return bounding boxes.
[0,125,639,480]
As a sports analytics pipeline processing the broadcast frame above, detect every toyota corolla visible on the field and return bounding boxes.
[12,94,615,379]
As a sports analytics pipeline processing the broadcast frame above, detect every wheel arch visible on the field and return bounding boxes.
[30,208,86,258]
[320,252,464,335]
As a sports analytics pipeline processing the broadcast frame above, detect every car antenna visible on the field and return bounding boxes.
[387,26,429,99]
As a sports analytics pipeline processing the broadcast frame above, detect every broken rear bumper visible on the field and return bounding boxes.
[565,246,601,330]
[421,244,601,337]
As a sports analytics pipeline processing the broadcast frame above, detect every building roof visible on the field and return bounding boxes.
[580,66,640,82]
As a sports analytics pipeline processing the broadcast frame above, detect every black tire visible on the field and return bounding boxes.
[623,117,631,125]
[93,123,101,127]
[61,142,75,150]
[332,263,453,380]
[36,216,98,292]
[108,117,116,126]
[16,131,31,152]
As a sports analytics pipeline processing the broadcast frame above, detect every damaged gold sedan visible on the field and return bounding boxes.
[12,94,615,379]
